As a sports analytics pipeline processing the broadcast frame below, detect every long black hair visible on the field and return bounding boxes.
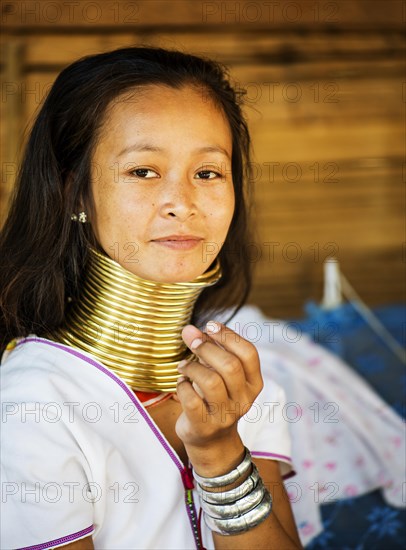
[0,46,254,353]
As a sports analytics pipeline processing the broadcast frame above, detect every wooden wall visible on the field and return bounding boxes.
[1,0,405,318]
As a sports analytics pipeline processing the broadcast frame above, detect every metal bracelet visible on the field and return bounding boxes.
[203,490,273,536]
[197,464,260,505]
[193,447,252,488]
[200,478,266,519]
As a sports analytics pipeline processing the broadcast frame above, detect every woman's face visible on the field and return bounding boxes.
[90,84,235,282]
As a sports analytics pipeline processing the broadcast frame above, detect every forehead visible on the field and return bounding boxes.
[96,84,232,150]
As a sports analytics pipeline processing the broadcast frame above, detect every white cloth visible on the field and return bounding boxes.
[0,334,293,550]
[221,305,406,546]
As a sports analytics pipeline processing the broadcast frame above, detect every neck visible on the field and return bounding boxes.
[49,247,221,392]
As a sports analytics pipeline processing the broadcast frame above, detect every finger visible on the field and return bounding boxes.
[178,360,228,404]
[177,357,204,401]
[203,321,261,388]
[176,374,206,421]
[181,325,217,368]
[182,324,204,345]
[183,340,246,400]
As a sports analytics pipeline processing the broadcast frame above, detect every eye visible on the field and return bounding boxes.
[195,170,223,180]
[130,168,159,179]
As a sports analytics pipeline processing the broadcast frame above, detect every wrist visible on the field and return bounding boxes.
[185,432,245,478]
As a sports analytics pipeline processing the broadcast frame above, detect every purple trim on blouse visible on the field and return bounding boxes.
[251,451,296,480]
[18,525,94,550]
[282,469,297,480]
[15,337,200,550]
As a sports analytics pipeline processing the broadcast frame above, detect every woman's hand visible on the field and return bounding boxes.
[175,320,264,475]
[176,321,303,549]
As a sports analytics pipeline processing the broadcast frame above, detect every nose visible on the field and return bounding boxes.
[159,177,197,221]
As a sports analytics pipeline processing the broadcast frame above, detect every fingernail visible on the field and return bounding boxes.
[177,375,188,384]
[190,337,203,350]
[206,320,220,334]
[177,359,188,371]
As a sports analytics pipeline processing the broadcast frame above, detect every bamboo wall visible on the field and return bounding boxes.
[1,0,405,318]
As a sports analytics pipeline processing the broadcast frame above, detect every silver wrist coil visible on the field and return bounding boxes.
[200,478,266,519]
[203,490,273,536]
[197,464,260,505]
[192,447,252,488]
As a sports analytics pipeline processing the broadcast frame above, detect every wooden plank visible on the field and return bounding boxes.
[255,225,403,246]
[251,164,403,190]
[240,75,404,123]
[0,39,24,226]
[257,213,404,229]
[17,31,405,66]
[230,58,404,84]
[255,193,404,208]
[1,1,404,29]
[254,238,404,253]
[252,123,404,162]
[23,34,138,65]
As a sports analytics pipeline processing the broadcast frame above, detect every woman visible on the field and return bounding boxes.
[0,47,302,549]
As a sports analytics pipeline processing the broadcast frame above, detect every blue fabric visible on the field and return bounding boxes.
[291,302,406,549]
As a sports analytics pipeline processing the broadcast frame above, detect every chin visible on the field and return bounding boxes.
[144,265,205,284]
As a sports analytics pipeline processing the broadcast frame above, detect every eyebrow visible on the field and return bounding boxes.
[118,143,231,160]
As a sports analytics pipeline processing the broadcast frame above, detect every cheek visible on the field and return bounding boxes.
[92,188,128,240]
[93,196,115,235]
[221,187,235,223]
[207,194,235,236]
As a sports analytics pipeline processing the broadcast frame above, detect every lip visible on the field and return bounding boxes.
[152,234,203,241]
[151,235,203,251]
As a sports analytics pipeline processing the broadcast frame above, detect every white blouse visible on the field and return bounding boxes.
[1,335,293,550]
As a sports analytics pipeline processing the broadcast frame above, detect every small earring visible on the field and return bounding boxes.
[71,212,87,223]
